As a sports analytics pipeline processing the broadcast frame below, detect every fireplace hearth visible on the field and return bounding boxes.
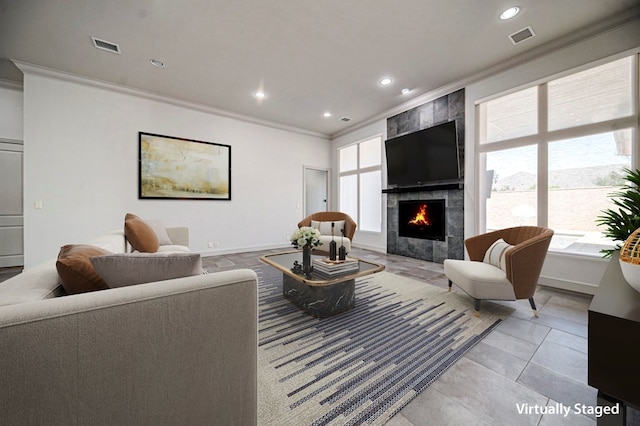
[399,200,445,241]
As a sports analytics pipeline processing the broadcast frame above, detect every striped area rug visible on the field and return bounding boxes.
[256,265,513,426]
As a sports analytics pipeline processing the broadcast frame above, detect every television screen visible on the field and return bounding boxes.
[384,120,460,188]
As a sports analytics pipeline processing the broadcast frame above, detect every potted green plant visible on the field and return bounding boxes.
[596,168,640,258]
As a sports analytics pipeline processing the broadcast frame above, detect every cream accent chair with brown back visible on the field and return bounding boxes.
[298,212,357,256]
[443,226,553,317]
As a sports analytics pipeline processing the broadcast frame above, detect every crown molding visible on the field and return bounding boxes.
[331,10,640,139]
[13,61,329,140]
[0,77,23,91]
[0,137,23,145]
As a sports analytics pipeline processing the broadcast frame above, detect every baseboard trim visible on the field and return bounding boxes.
[198,243,289,257]
[351,243,386,254]
[0,255,24,269]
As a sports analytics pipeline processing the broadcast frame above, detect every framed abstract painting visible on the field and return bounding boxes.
[139,132,231,200]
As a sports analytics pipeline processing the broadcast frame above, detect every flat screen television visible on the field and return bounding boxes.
[384,120,460,188]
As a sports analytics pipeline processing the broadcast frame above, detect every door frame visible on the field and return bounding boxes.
[303,166,330,217]
[0,138,24,268]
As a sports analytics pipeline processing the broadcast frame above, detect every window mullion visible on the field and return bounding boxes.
[538,84,548,227]
[357,144,362,225]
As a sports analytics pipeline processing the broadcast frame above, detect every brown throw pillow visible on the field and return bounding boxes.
[56,244,112,294]
[124,213,159,253]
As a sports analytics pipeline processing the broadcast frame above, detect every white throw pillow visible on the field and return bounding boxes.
[311,220,346,236]
[483,238,513,271]
[143,219,173,246]
[90,252,202,288]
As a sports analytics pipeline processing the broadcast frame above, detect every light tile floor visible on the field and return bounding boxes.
[200,246,639,426]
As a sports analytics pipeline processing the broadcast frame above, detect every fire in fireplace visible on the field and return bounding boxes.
[398,200,446,241]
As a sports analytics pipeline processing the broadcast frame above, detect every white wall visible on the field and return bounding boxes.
[22,72,330,267]
[331,120,387,252]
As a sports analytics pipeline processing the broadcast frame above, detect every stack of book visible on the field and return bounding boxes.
[312,257,358,278]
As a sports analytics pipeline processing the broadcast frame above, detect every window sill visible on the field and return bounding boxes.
[549,232,614,259]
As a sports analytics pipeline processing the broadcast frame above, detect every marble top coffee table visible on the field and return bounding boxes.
[260,251,385,317]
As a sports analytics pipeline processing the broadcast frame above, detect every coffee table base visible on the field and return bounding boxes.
[282,274,355,318]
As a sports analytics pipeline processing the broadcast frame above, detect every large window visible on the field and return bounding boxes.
[477,55,638,255]
[338,136,382,233]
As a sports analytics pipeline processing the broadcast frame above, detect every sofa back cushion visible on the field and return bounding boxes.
[90,252,203,288]
[56,245,112,294]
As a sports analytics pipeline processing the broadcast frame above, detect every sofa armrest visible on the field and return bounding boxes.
[165,226,189,247]
[0,269,258,425]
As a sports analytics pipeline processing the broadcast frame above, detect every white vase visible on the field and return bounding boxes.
[619,259,640,293]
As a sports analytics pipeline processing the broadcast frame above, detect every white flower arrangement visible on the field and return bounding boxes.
[290,226,323,249]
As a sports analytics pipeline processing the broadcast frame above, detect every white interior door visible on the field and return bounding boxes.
[0,140,24,268]
[304,168,328,216]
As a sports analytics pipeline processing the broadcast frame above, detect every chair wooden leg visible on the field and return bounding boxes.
[474,299,481,317]
[448,279,452,292]
[529,298,539,318]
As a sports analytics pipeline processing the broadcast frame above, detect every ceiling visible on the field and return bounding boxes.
[1,0,639,137]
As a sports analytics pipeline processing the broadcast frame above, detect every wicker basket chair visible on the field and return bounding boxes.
[297,212,357,255]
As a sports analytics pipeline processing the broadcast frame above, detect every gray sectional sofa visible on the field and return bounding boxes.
[0,227,258,425]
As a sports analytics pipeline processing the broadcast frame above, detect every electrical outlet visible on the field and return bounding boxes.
[214,242,219,248]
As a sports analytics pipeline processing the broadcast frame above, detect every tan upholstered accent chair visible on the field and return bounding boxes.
[298,211,357,255]
[443,226,554,317]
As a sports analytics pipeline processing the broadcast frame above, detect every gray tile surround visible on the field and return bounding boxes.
[386,89,465,263]
[387,189,464,263]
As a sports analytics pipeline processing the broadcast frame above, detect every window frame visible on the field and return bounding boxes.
[338,135,383,234]
[475,53,639,255]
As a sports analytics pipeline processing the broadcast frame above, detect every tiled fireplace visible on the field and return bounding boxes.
[387,189,463,263]
[385,89,465,263]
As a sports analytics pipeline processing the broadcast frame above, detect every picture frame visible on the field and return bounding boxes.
[139,132,231,200]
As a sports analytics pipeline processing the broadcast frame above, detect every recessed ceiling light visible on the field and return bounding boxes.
[380,77,393,86]
[323,112,332,118]
[149,59,165,68]
[401,88,411,95]
[500,6,520,20]
[254,91,266,99]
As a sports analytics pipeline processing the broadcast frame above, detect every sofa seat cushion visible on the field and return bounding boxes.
[90,252,203,287]
[56,245,112,294]
[443,259,516,301]
[124,213,159,253]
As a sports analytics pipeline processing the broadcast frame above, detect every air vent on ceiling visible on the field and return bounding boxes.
[340,117,352,122]
[509,26,535,45]
[91,37,121,54]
